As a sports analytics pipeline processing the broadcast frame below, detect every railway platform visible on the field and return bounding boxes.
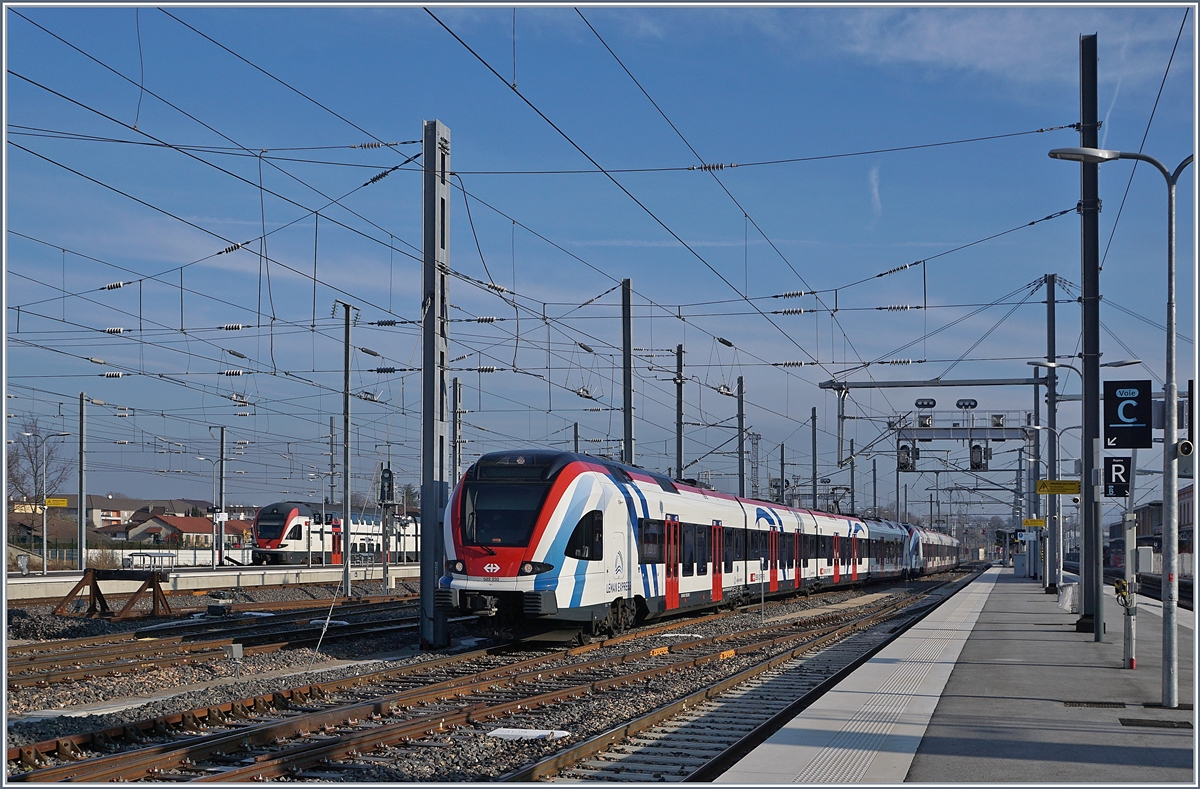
[717,565,1195,784]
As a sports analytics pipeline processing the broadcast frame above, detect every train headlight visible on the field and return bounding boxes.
[518,561,554,575]
[446,560,466,574]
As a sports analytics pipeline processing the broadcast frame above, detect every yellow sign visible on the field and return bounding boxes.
[1022,518,1046,527]
[1036,479,1080,495]
[45,497,69,508]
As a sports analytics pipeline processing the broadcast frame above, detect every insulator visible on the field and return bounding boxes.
[779,308,804,316]
[366,168,393,186]
[475,316,496,323]
[884,359,912,365]
[101,281,126,291]
[775,361,810,367]
[104,327,125,334]
[103,371,123,378]
[87,357,105,365]
[115,440,131,445]
[775,290,807,299]
[236,411,250,417]
[373,319,398,327]
[585,407,604,412]
[222,324,245,331]
[577,342,594,353]
[878,262,918,278]
[226,349,247,359]
[372,367,397,374]
[487,282,508,293]
[357,141,384,149]
[218,242,243,255]
[222,370,244,376]
[878,305,912,311]
[477,366,497,373]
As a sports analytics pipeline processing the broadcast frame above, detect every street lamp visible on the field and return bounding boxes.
[1051,145,1192,708]
[22,432,71,576]
[196,456,221,568]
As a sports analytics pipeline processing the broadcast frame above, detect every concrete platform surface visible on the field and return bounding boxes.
[717,566,1196,784]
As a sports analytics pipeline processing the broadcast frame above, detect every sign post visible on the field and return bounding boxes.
[1104,456,1132,498]
[1104,380,1153,450]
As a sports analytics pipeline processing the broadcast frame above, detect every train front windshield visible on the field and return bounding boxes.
[256,508,289,541]
[462,482,549,547]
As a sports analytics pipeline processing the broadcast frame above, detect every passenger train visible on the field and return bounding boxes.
[435,450,961,635]
[250,501,417,566]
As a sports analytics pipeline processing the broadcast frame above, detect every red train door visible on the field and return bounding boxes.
[665,517,680,609]
[331,520,343,565]
[769,530,779,592]
[851,535,859,582]
[795,528,803,592]
[711,521,723,602]
[832,533,841,584]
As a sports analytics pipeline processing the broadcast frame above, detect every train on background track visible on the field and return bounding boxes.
[435,450,962,635]
[250,502,417,566]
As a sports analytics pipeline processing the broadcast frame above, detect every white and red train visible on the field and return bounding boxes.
[435,450,961,634]
[250,502,416,566]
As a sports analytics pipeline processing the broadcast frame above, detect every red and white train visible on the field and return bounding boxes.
[436,450,961,635]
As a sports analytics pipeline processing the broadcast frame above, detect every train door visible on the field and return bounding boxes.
[768,529,779,592]
[665,516,680,610]
[795,527,803,592]
[851,534,859,582]
[711,521,723,602]
[331,520,343,565]
[832,533,841,584]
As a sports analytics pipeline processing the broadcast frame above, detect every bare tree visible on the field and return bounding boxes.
[6,417,72,503]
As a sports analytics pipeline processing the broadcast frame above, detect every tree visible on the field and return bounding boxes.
[401,483,419,513]
[6,417,72,504]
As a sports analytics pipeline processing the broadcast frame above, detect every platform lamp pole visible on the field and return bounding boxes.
[1050,144,1192,703]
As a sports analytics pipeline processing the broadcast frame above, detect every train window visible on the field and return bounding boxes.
[567,511,603,561]
[723,527,736,572]
[786,533,795,569]
[682,524,695,576]
[640,519,664,563]
[286,524,302,541]
[802,533,812,568]
[695,525,709,575]
[462,481,551,547]
[821,535,832,562]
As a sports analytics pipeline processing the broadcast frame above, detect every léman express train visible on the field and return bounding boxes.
[251,450,963,636]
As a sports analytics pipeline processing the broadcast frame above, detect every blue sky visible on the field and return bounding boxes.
[4,5,1195,527]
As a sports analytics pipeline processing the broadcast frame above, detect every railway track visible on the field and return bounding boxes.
[7,599,426,689]
[6,574,973,782]
[503,569,981,782]
[1062,562,1193,610]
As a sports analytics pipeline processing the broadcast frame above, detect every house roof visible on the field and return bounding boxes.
[148,516,216,535]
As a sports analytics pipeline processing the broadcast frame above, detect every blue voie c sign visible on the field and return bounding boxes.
[1103,379,1152,449]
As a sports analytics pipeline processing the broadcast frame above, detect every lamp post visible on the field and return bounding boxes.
[22,432,71,575]
[196,456,220,568]
[1051,146,1191,706]
[308,467,339,568]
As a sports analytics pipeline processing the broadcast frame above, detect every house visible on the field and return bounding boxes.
[127,516,218,546]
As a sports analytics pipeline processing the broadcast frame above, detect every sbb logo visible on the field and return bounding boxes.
[484,563,500,574]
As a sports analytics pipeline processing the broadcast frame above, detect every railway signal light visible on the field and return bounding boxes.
[898,445,914,471]
[380,467,394,504]
[970,444,988,471]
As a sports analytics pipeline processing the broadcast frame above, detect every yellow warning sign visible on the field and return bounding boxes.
[1036,479,1080,495]
[45,497,69,508]
[1022,518,1046,527]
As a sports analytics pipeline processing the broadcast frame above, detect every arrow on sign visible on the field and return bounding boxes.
[1107,436,1118,447]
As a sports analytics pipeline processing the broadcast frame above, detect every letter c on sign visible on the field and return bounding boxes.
[1118,400,1138,423]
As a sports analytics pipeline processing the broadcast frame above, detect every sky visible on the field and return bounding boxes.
[3,4,1196,530]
